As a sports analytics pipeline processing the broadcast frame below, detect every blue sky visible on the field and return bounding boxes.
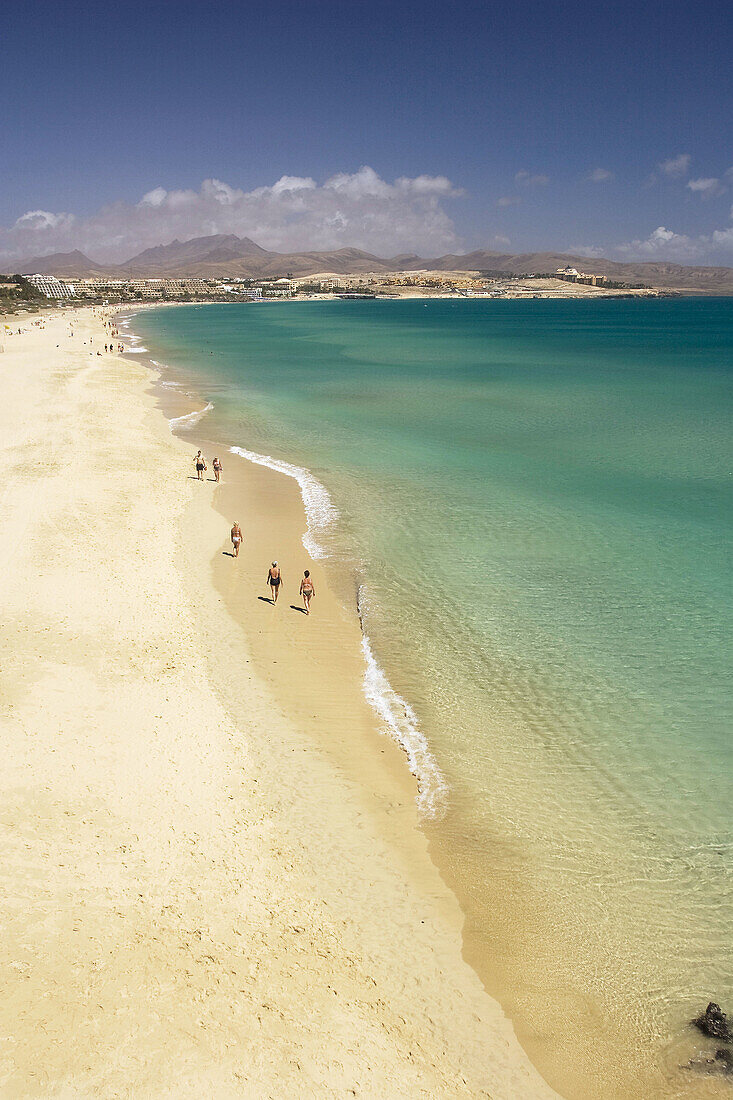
[2,0,732,264]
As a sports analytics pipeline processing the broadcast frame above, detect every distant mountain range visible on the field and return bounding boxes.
[12,234,733,292]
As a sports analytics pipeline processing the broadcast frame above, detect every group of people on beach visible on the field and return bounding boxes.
[195,451,316,614]
[102,320,123,352]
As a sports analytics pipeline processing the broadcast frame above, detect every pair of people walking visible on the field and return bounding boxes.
[267,561,316,614]
[193,452,223,482]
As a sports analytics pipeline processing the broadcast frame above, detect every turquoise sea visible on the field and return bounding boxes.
[133,298,733,1094]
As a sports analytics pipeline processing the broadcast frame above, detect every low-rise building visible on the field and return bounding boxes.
[75,280,127,297]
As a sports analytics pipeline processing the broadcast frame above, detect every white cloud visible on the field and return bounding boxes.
[586,167,613,183]
[200,178,242,205]
[712,226,733,248]
[0,167,463,263]
[269,175,316,195]
[659,153,691,177]
[496,196,521,207]
[569,244,606,258]
[514,170,549,187]
[138,187,168,208]
[396,174,461,196]
[686,177,725,199]
[325,165,393,199]
[13,209,74,232]
[616,220,733,261]
[617,225,702,259]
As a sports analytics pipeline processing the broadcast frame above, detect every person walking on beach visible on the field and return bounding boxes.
[267,561,282,603]
[231,522,243,557]
[212,456,223,482]
[194,450,207,480]
[300,569,315,615]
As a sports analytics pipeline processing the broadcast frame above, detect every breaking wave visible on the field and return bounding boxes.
[358,586,448,819]
[229,445,337,558]
[169,402,214,430]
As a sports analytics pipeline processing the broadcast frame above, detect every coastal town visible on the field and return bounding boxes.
[4,264,663,311]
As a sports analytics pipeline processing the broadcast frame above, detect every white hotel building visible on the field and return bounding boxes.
[24,273,76,299]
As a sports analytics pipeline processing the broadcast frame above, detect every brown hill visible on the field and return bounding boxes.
[17,250,113,278]
[408,250,733,292]
[251,247,390,278]
[118,234,269,275]
[116,240,390,278]
[16,236,733,292]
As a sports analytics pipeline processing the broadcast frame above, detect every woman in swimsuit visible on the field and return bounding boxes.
[299,569,315,615]
[231,522,242,557]
[212,457,222,482]
[194,450,207,480]
[267,561,282,603]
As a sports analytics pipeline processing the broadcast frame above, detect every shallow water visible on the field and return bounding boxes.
[135,297,733,1094]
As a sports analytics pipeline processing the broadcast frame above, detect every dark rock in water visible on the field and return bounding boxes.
[692,1002,732,1043]
[714,1048,733,1071]
[685,1047,733,1077]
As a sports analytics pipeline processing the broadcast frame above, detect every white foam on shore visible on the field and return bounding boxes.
[169,402,214,430]
[359,590,448,819]
[124,346,149,353]
[230,445,337,558]
[151,361,179,385]
[119,329,146,351]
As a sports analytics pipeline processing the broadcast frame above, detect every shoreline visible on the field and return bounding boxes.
[128,300,733,1100]
[120,305,450,818]
[0,304,560,1096]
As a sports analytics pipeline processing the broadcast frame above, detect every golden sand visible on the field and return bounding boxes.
[0,308,557,1097]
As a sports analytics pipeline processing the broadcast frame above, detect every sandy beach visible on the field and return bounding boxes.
[0,307,558,1097]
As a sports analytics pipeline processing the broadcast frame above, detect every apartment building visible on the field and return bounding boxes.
[74,278,226,298]
[23,273,76,298]
[74,280,127,297]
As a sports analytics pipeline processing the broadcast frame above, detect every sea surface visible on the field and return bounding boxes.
[133,298,733,1095]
